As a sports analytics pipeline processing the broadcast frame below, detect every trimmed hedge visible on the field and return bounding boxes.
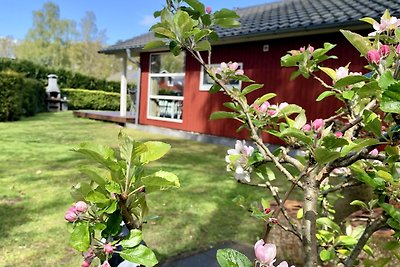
[62,88,122,111]
[0,71,46,121]
[0,58,127,93]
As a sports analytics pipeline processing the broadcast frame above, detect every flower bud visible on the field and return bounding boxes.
[75,201,88,213]
[335,132,343,138]
[299,46,305,52]
[311,119,324,131]
[308,45,314,53]
[81,260,91,267]
[367,49,381,64]
[396,44,400,54]
[220,62,227,69]
[264,208,271,214]
[101,261,111,267]
[104,243,113,254]
[65,211,78,222]
[229,62,239,71]
[205,6,212,14]
[235,69,244,75]
[369,148,379,156]
[379,45,390,57]
[302,124,311,132]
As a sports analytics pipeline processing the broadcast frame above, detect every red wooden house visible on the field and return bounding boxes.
[99,0,400,142]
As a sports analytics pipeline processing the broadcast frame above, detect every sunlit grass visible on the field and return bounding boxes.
[0,112,267,266]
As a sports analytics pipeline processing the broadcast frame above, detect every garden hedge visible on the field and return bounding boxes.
[0,58,129,93]
[61,88,124,111]
[0,71,46,121]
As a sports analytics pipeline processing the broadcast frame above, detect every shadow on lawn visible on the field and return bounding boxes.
[0,200,30,240]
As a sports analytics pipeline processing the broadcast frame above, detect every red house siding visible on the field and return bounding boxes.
[139,32,367,142]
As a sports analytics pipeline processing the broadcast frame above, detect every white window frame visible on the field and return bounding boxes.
[147,52,185,123]
[199,63,243,91]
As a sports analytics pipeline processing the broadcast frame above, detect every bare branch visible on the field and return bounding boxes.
[321,180,363,195]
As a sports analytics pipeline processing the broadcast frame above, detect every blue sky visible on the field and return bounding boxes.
[0,0,275,45]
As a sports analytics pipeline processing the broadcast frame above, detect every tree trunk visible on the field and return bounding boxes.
[302,173,319,266]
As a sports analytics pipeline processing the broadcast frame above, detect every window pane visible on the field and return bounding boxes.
[150,76,184,96]
[150,53,185,73]
[149,99,183,120]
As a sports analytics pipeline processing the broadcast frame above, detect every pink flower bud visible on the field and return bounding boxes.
[335,132,343,138]
[75,201,88,213]
[311,119,324,131]
[65,211,78,222]
[260,101,270,112]
[302,124,311,132]
[235,69,244,75]
[101,261,111,267]
[369,148,379,156]
[254,240,277,265]
[396,44,400,54]
[104,243,113,254]
[229,62,239,71]
[220,62,227,69]
[205,6,212,14]
[367,49,381,64]
[264,208,271,214]
[299,46,305,52]
[267,109,276,116]
[81,260,91,267]
[68,206,77,213]
[379,45,390,57]
[308,45,314,53]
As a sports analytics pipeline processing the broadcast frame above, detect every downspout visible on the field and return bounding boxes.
[126,48,141,126]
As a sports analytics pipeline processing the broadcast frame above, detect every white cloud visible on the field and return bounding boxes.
[139,15,159,26]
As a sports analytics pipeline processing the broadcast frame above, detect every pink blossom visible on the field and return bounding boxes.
[254,240,277,265]
[235,69,244,75]
[75,201,88,213]
[336,67,349,80]
[369,148,379,156]
[267,109,277,116]
[205,6,212,14]
[308,45,314,53]
[311,119,324,131]
[81,260,91,267]
[101,261,111,267]
[335,132,343,138]
[104,243,113,254]
[260,101,270,112]
[228,62,239,71]
[302,124,311,132]
[379,45,390,57]
[299,46,305,52]
[65,211,78,222]
[367,49,381,64]
[220,62,228,69]
[396,44,400,54]
[68,206,77,213]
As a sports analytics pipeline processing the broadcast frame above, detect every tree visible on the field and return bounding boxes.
[0,36,16,58]
[15,1,76,68]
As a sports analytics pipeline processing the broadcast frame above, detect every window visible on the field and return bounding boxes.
[199,63,243,91]
[148,53,185,122]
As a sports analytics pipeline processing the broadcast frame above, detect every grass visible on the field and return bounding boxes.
[0,112,267,267]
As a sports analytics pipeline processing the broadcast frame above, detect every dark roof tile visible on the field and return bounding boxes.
[100,0,400,53]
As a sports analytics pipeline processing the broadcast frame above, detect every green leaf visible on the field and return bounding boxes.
[194,29,210,42]
[381,81,400,113]
[314,147,341,165]
[377,170,393,182]
[317,217,341,233]
[152,27,176,39]
[319,67,336,80]
[279,104,303,116]
[216,248,252,267]
[316,91,336,101]
[120,229,143,248]
[210,111,238,120]
[350,200,368,209]
[80,166,107,189]
[105,181,122,194]
[359,17,378,26]
[380,203,400,223]
[85,190,109,203]
[209,83,222,93]
[73,143,117,169]
[201,14,212,26]
[174,10,197,38]
[141,170,180,192]
[336,235,358,246]
[185,0,205,14]
[194,40,211,51]
[381,100,400,113]
[214,18,240,28]
[321,135,349,149]
[334,75,369,88]
[143,40,166,50]
[293,111,307,130]
[213,8,240,19]
[342,90,355,100]
[357,81,381,98]
[102,211,123,237]
[280,128,313,145]
[280,53,304,67]
[363,110,382,137]
[119,245,158,267]
[70,222,90,252]
[240,84,263,96]
[340,138,379,155]
[313,42,336,59]
[297,208,303,219]
[379,70,396,90]
[140,141,171,164]
[70,182,92,201]
[340,30,371,56]
[255,93,277,105]
[320,249,334,262]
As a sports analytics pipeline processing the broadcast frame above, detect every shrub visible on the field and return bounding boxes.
[22,78,47,116]
[0,58,131,93]
[0,71,23,121]
[62,88,122,110]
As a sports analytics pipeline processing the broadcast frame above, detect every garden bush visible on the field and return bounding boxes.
[22,78,47,116]
[0,58,128,93]
[62,88,122,110]
[0,71,24,121]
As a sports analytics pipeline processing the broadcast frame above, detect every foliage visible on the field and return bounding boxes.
[0,57,123,92]
[62,88,124,111]
[0,71,46,121]
[149,2,400,266]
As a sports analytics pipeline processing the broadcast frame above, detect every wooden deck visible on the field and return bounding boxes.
[73,110,135,124]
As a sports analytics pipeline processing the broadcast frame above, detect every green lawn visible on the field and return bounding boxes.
[0,112,266,266]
